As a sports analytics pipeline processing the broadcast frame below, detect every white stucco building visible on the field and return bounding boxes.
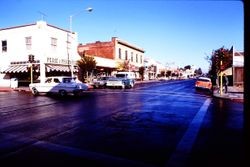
[0,20,79,87]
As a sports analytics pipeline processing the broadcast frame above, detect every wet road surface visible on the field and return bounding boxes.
[0,79,244,166]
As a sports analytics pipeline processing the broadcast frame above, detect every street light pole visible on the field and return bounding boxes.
[68,7,93,77]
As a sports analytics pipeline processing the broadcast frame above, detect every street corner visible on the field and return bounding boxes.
[213,91,244,103]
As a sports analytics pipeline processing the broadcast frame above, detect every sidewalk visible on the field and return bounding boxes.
[0,87,31,92]
[213,86,244,102]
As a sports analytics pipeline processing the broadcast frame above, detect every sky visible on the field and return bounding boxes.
[0,0,244,73]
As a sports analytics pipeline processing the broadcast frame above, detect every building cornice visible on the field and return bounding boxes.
[117,39,145,53]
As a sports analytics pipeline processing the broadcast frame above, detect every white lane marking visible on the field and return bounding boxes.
[166,98,212,167]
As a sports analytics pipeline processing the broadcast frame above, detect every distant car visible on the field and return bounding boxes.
[29,76,89,96]
[195,77,212,91]
[92,76,112,88]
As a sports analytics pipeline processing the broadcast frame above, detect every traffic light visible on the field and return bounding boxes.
[28,54,35,62]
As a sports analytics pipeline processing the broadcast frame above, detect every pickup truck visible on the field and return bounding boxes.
[106,72,135,89]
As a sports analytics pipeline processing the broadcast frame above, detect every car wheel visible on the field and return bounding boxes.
[31,87,39,95]
[73,90,81,96]
[59,90,67,97]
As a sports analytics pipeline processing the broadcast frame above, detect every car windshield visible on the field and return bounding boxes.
[197,78,210,82]
[116,74,126,78]
[98,77,108,81]
[63,78,73,83]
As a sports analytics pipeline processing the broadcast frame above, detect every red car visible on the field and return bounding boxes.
[195,77,212,91]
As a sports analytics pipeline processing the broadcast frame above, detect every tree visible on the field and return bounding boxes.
[160,70,166,77]
[166,70,172,77]
[77,53,96,82]
[116,60,129,71]
[206,46,233,84]
[184,65,191,70]
[138,66,145,81]
[194,68,202,75]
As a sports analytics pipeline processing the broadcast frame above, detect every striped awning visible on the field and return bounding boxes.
[3,65,28,73]
[46,64,78,72]
[2,64,78,73]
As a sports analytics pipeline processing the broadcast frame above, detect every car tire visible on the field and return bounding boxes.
[31,87,39,96]
[59,90,67,97]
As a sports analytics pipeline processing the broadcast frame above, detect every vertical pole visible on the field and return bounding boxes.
[220,60,223,95]
[69,15,74,78]
[30,64,33,84]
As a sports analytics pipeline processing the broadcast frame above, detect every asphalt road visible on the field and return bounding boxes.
[0,79,244,167]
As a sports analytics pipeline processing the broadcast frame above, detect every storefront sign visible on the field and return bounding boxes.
[46,57,75,65]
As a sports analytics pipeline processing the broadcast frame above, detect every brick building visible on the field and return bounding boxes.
[78,37,145,78]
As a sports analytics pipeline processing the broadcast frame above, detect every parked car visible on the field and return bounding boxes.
[106,72,135,89]
[195,77,212,91]
[29,76,89,96]
[92,76,112,88]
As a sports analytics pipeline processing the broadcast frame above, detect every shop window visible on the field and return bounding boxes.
[2,40,7,52]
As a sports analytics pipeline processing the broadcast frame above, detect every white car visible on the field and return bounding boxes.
[29,76,89,96]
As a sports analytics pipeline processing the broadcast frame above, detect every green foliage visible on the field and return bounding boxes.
[184,65,191,70]
[206,46,233,83]
[116,60,129,71]
[194,68,202,75]
[166,70,172,77]
[77,55,96,82]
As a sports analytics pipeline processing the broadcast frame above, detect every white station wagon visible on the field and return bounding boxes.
[29,76,89,96]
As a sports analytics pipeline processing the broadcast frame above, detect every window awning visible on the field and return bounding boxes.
[2,65,28,73]
[2,64,78,73]
[46,64,78,72]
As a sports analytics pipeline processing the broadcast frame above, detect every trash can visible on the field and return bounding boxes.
[10,78,18,89]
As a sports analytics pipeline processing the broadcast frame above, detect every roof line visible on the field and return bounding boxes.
[0,23,36,31]
[0,21,70,33]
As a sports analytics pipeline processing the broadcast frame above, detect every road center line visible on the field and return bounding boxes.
[166,98,211,167]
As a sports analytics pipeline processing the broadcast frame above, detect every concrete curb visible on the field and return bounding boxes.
[213,92,244,103]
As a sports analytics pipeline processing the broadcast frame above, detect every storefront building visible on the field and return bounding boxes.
[78,37,145,78]
[233,51,244,86]
[0,21,79,87]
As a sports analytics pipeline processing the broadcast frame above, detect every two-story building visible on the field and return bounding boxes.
[78,37,145,79]
[0,20,79,87]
